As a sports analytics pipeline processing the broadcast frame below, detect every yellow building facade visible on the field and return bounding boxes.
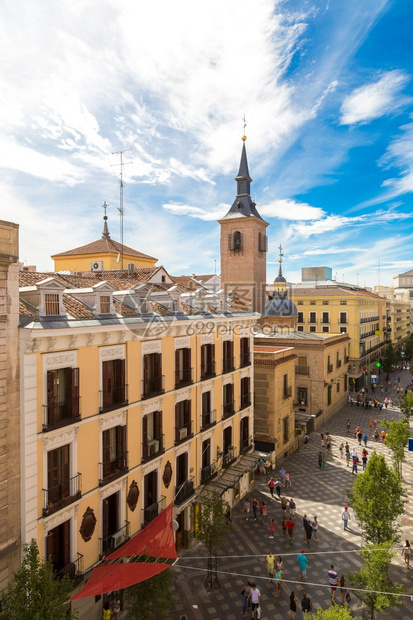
[374,286,411,350]
[19,274,256,618]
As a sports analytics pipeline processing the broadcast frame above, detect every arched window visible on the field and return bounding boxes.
[233,231,242,251]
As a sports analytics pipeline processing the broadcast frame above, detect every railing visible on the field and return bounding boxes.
[99,521,130,558]
[344,355,349,363]
[240,436,253,453]
[56,553,84,583]
[336,360,342,368]
[283,386,292,399]
[201,409,216,431]
[175,367,193,388]
[360,316,379,323]
[174,477,195,506]
[240,394,251,410]
[339,318,347,324]
[309,317,317,324]
[99,385,128,413]
[295,364,309,375]
[99,452,128,486]
[142,376,165,399]
[43,473,82,517]
[201,361,216,380]
[43,397,81,432]
[327,363,333,373]
[201,461,218,484]
[175,420,193,445]
[240,352,251,367]
[142,434,165,463]
[223,446,237,467]
[222,357,235,373]
[142,496,166,527]
[321,319,329,324]
[222,400,235,419]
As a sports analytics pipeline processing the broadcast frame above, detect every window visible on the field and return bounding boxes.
[101,359,127,412]
[327,385,332,406]
[47,445,70,510]
[161,275,166,283]
[229,231,243,251]
[240,377,251,409]
[297,312,304,323]
[340,301,347,305]
[45,293,60,316]
[101,426,128,483]
[240,416,250,452]
[340,327,347,334]
[327,355,333,373]
[297,301,303,305]
[297,356,308,374]
[258,232,268,252]
[223,383,234,418]
[297,325,304,332]
[298,387,308,406]
[100,295,111,314]
[143,353,163,399]
[339,312,347,324]
[201,344,215,379]
[46,367,79,431]
[309,326,316,332]
[222,340,235,373]
[322,312,329,324]
[322,301,329,305]
[283,374,291,399]
[240,337,250,366]
[336,381,340,393]
[283,417,289,443]
[175,348,192,387]
[322,326,329,333]
[142,411,163,461]
[175,400,192,443]
[344,374,348,391]
[310,301,316,305]
[201,391,215,429]
[309,312,317,323]
[46,520,72,577]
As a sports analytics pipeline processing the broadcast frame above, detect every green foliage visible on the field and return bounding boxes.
[382,344,399,373]
[305,605,353,619]
[123,562,173,620]
[0,539,77,620]
[404,335,413,360]
[398,391,413,420]
[195,491,229,554]
[381,417,411,475]
[349,544,402,620]
[347,452,405,544]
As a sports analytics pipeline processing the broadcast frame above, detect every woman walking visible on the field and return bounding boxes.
[260,501,267,525]
[318,451,323,469]
[274,566,283,599]
[403,540,412,569]
[281,517,287,540]
[289,498,296,518]
[339,574,347,605]
[339,442,344,458]
[241,581,251,615]
[312,515,319,541]
[289,591,298,619]
[269,518,275,540]
[285,472,291,491]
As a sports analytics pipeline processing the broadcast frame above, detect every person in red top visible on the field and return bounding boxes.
[328,565,338,601]
[286,518,295,545]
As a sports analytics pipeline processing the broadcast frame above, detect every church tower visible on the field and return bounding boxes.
[219,136,269,313]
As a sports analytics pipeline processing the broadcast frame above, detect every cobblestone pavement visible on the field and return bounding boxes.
[165,369,413,619]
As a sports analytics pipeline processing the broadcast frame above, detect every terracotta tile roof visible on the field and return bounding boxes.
[180,302,198,315]
[114,299,137,318]
[52,237,157,261]
[19,271,67,287]
[170,276,200,291]
[62,294,95,319]
[150,302,172,316]
[293,286,384,299]
[19,300,37,319]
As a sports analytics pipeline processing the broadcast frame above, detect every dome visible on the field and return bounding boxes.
[274,275,287,283]
[264,292,297,317]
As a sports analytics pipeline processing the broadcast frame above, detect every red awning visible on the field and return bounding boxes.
[71,562,170,600]
[106,501,177,561]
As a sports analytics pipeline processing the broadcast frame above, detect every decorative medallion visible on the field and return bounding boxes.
[127,480,140,512]
[163,461,173,489]
[79,507,97,542]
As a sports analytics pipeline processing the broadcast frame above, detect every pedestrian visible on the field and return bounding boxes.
[276,556,284,573]
[345,448,350,467]
[289,498,296,517]
[281,496,288,516]
[241,581,251,615]
[351,454,358,474]
[225,504,232,525]
[320,430,325,444]
[248,582,261,619]
[244,498,251,521]
[268,477,275,499]
[303,514,308,541]
[328,565,338,602]
[305,520,313,547]
[341,506,350,530]
[266,551,275,583]
[269,518,275,539]
[275,478,282,498]
[363,433,368,447]
[362,453,368,471]
[280,467,286,487]
[260,501,267,525]
[403,540,412,569]
[301,591,312,613]
[373,417,377,429]
[274,566,283,599]
[287,517,295,545]
[322,450,326,468]
[312,515,318,541]
[111,598,120,620]
[304,433,309,448]
[289,590,298,619]
[326,438,331,454]
[285,472,291,490]
[381,429,386,442]
[252,496,259,520]
[318,451,322,469]
[339,442,344,458]
[357,430,363,445]
[339,574,347,605]
[281,517,287,540]
[346,419,351,433]
[374,428,380,442]
[103,602,111,620]
[259,456,265,475]
[297,549,308,582]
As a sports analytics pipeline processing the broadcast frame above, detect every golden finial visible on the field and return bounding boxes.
[242,114,247,141]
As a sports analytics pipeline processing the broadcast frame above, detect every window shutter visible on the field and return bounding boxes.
[61,444,70,498]
[184,347,191,369]
[102,498,109,541]
[46,531,55,564]
[47,370,56,425]
[142,415,148,460]
[211,344,215,366]
[175,403,180,441]
[201,345,205,375]
[71,368,79,417]
[102,361,112,409]
[175,349,180,375]
[155,353,162,378]
[185,400,191,425]
[62,519,71,567]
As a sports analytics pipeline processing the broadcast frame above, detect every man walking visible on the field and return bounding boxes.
[265,551,275,583]
[297,549,309,583]
[248,582,261,619]
[274,478,282,498]
[301,591,312,613]
[286,517,295,545]
[341,506,350,530]
[328,565,338,602]
[252,496,259,520]
[280,467,286,487]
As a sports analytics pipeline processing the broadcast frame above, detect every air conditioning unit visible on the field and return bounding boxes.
[90,260,104,272]
[148,439,159,455]
[179,427,188,441]
[210,462,216,475]
[111,530,125,548]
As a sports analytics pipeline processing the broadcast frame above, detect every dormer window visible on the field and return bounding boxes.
[100,295,111,314]
[45,293,60,316]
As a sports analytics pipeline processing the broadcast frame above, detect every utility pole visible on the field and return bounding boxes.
[112,149,132,270]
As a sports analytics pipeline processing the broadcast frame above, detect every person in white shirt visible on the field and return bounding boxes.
[248,582,261,618]
[341,506,350,530]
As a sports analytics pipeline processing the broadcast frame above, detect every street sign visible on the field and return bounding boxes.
[409,438,413,452]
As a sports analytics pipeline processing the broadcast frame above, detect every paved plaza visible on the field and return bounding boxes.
[167,369,413,619]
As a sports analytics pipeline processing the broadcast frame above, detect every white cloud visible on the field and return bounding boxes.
[294,214,364,237]
[162,202,227,221]
[260,199,325,220]
[340,70,410,125]
[303,246,363,255]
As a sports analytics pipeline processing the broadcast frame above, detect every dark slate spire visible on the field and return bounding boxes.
[101,201,111,239]
[220,137,265,221]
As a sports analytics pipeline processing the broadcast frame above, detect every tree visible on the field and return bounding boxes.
[404,334,413,360]
[382,344,398,373]
[0,539,77,620]
[305,605,353,619]
[398,391,413,420]
[381,417,411,476]
[195,490,230,589]
[123,561,173,620]
[347,452,405,544]
[349,544,402,620]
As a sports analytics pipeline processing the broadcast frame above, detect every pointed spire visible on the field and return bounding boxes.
[235,140,252,197]
[101,201,111,239]
[278,243,284,277]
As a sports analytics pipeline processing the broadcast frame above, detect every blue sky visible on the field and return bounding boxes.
[1,0,413,287]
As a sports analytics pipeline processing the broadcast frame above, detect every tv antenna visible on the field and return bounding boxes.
[112,148,132,270]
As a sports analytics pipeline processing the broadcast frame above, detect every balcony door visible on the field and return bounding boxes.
[201,438,211,470]
[223,426,232,453]
[102,359,125,410]
[102,491,119,551]
[240,416,249,451]
[102,426,127,479]
[47,444,70,506]
[47,367,79,427]
[176,452,188,487]
[144,470,158,510]
[46,520,70,574]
